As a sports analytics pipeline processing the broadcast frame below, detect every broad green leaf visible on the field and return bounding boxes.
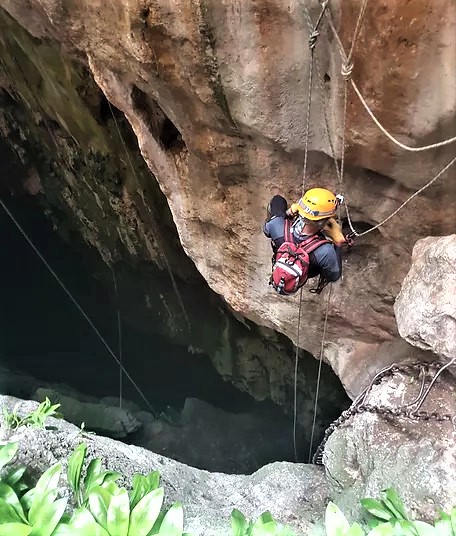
[29,488,59,525]
[4,466,26,487]
[393,520,418,536]
[231,509,247,536]
[29,497,67,536]
[451,508,456,535]
[88,486,112,529]
[0,497,22,523]
[20,489,35,511]
[346,523,365,536]
[325,502,350,536]
[69,508,109,536]
[361,499,393,521]
[101,481,121,496]
[434,517,453,536]
[84,459,102,493]
[157,502,184,536]
[251,521,278,536]
[383,489,408,520]
[128,487,164,536]
[34,462,62,500]
[67,444,87,495]
[107,488,130,536]
[0,482,26,522]
[51,525,81,536]
[413,521,437,536]
[382,498,405,521]
[366,523,394,536]
[0,443,18,470]
[147,471,160,490]
[0,523,32,536]
[129,475,146,509]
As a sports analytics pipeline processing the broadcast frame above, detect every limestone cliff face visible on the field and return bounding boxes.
[0,0,455,393]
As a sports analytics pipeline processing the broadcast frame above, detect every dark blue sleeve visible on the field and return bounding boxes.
[263,221,271,238]
[312,243,342,282]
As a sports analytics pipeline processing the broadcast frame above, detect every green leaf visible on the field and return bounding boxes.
[361,499,393,521]
[251,512,277,536]
[69,508,110,536]
[107,488,130,536]
[0,482,27,522]
[20,489,35,512]
[413,521,437,536]
[147,471,160,490]
[366,523,394,536]
[129,475,146,510]
[325,502,350,536]
[346,524,365,536]
[128,487,164,536]
[0,497,23,523]
[383,489,408,520]
[88,486,112,529]
[101,481,121,496]
[0,443,18,470]
[29,488,59,526]
[34,462,62,500]
[0,524,32,536]
[67,444,87,496]
[451,508,456,535]
[434,517,453,536]
[157,503,184,536]
[231,509,247,536]
[29,497,67,536]
[4,466,26,487]
[84,459,102,494]
[393,520,418,536]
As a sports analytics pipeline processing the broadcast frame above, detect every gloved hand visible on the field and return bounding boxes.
[286,203,300,218]
[345,233,355,247]
[322,218,346,246]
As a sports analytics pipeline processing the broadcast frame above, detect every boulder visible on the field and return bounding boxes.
[395,235,456,361]
[0,395,329,536]
[323,368,456,521]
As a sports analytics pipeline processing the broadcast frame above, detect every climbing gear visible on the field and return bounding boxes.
[295,188,339,220]
[270,220,329,295]
[313,359,456,465]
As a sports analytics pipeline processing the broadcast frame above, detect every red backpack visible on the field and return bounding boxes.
[270,220,329,295]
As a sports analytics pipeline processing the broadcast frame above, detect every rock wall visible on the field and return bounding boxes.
[0,0,455,392]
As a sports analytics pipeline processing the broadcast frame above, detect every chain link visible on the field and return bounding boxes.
[313,360,456,464]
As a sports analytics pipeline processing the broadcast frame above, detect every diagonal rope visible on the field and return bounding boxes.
[308,284,332,462]
[0,196,155,413]
[111,266,123,410]
[107,102,191,332]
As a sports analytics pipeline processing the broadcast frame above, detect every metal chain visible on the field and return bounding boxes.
[313,360,456,464]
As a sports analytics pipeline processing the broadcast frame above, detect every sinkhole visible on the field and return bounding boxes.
[0,97,349,475]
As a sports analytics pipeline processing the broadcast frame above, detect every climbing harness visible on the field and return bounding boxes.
[313,359,456,465]
[0,197,155,414]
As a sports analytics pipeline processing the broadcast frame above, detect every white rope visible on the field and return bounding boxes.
[308,285,332,462]
[0,197,155,413]
[325,11,456,152]
[346,154,456,237]
[111,267,123,410]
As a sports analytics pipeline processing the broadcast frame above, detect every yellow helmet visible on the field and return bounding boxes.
[296,187,338,221]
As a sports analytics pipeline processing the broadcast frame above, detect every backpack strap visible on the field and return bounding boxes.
[284,219,292,243]
[299,234,330,254]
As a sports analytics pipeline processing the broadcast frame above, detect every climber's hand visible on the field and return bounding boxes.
[344,233,355,247]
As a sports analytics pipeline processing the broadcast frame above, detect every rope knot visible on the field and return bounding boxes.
[341,61,354,80]
[309,30,320,50]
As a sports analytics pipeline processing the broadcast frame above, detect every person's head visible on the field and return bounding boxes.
[295,188,338,222]
[267,195,288,218]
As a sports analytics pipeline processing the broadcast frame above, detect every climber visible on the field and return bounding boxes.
[267,188,349,295]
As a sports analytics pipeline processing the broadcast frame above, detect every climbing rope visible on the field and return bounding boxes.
[293,0,329,462]
[0,196,155,413]
[111,266,123,410]
[307,284,332,462]
[106,102,191,332]
[324,8,456,153]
